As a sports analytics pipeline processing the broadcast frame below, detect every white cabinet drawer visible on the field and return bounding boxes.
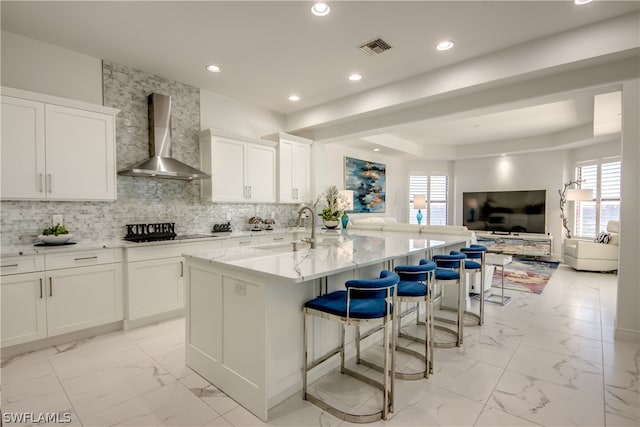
[45,248,122,270]
[1,254,45,276]
[126,240,223,262]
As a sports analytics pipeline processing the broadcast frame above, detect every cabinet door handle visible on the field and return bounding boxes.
[1,264,18,268]
[39,174,44,193]
[244,186,248,198]
[272,237,284,241]
[248,186,252,199]
[239,240,252,245]
[180,261,184,277]
[49,277,53,297]
[291,188,295,199]
[47,174,52,193]
[74,256,98,261]
[39,278,43,299]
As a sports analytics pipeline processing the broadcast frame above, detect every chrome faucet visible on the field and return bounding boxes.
[296,206,316,249]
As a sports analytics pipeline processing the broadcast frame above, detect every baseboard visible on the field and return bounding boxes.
[1,321,123,359]
[614,327,640,343]
[123,308,184,330]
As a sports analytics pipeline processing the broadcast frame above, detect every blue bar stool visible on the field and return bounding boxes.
[432,251,467,347]
[460,245,488,326]
[392,259,437,379]
[303,270,399,423]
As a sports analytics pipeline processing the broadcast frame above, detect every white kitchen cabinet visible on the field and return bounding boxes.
[0,96,46,199]
[126,256,184,320]
[1,248,123,348]
[46,263,123,337]
[0,87,118,201]
[277,133,312,203]
[1,271,47,347]
[200,129,277,203]
[125,240,223,323]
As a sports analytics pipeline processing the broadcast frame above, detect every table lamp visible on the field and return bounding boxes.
[414,194,426,225]
[339,190,354,229]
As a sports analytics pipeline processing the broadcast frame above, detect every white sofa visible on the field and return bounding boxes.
[349,216,475,239]
[564,220,619,272]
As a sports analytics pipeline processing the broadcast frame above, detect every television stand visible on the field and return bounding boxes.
[477,232,553,258]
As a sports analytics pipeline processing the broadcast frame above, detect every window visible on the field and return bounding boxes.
[409,175,448,225]
[574,158,621,238]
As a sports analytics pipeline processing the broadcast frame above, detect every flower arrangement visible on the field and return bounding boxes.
[315,185,347,222]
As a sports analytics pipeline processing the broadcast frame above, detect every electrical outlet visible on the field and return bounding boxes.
[52,215,63,226]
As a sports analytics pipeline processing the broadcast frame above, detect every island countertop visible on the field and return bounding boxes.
[182,230,470,283]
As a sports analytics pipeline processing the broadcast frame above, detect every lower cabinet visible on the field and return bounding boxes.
[1,250,123,348]
[125,241,223,323]
[46,263,123,337]
[1,271,47,347]
[126,256,184,320]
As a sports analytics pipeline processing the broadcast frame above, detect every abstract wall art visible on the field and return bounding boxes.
[344,156,386,213]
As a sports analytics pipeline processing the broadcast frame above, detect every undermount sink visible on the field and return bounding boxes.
[255,238,341,253]
[254,242,299,253]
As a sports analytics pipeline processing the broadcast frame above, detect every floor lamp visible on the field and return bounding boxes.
[414,194,426,225]
[559,180,593,239]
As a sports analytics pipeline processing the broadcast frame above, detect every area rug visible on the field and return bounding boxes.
[492,257,559,294]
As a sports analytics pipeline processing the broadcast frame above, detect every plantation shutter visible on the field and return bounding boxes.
[429,175,448,225]
[409,175,448,225]
[599,160,621,232]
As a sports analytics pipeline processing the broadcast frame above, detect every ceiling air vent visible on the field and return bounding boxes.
[359,38,392,56]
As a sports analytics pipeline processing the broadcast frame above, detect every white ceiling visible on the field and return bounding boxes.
[2,1,637,159]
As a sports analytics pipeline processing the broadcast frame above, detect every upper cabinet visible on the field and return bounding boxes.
[200,129,276,203]
[277,133,312,204]
[1,87,119,201]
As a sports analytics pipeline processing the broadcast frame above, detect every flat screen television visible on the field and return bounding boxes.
[462,190,546,234]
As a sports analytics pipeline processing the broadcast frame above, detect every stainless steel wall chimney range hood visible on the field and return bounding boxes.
[118,93,210,180]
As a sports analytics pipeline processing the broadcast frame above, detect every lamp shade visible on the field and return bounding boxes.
[339,190,354,210]
[566,189,594,201]
[413,194,426,209]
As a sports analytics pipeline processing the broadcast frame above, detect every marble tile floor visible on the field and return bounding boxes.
[1,265,638,426]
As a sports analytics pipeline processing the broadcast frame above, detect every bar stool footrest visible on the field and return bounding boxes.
[305,392,386,424]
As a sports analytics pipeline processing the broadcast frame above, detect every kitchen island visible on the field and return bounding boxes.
[182,230,471,421]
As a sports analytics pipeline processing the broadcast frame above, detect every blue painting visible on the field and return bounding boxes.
[345,157,386,213]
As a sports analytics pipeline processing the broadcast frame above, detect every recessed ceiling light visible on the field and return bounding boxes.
[436,40,455,51]
[574,0,593,5]
[288,95,300,102]
[348,73,362,81]
[311,2,330,17]
[373,148,381,152]
[206,65,221,73]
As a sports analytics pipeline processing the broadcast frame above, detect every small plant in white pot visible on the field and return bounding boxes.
[317,185,346,229]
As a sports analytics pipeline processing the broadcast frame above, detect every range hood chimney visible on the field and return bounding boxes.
[118,93,210,180]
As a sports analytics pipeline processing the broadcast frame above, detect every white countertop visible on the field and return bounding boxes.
[183,231,469,283]
[0,228,307,257]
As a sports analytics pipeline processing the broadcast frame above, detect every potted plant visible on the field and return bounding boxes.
[316,185,345,229]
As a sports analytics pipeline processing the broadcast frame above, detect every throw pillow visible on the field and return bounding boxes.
[594,232,611,244]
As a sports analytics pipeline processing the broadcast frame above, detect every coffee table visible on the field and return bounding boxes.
[484,253,512,305]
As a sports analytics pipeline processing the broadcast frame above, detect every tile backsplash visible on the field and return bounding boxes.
[0,62,298,247]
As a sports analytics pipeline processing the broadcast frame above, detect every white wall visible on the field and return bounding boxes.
[570,140,621,164]
[616,80,640,341]
[314,143,405,221]
[200,89,285,139]
[453,151,568,258]
[1,30,103,104]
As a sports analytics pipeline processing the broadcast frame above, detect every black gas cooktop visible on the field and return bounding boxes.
[124,222,224,243]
